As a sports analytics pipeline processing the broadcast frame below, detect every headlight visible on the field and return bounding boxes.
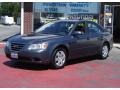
[28,42,48,51]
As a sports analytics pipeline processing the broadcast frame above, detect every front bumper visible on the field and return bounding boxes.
[4,46,50,64]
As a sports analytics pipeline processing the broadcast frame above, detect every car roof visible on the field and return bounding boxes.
[56,20,94,23]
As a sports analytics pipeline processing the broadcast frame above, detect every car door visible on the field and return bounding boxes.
[69,21,90,58]
[86,21,103,55]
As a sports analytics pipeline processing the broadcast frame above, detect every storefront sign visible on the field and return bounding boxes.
[34,2,100,14]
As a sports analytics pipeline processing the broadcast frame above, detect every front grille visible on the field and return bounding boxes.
[11,42,25,52]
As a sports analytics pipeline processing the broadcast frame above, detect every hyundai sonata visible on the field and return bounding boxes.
[4,20,113,69]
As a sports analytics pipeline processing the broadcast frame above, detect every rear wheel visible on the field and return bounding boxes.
[51,48,67,69]
[99,44,109,59]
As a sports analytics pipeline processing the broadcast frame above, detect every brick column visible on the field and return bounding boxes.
[24,2,33,34]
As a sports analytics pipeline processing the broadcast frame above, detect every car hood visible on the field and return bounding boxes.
[9,34,63,44]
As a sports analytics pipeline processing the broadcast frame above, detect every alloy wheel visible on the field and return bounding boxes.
[55,50,66,67]
[102,45,109,58]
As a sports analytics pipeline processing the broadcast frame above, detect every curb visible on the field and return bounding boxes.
[0,42,6,48]
[113,44,120,49]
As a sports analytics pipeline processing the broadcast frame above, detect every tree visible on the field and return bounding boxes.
[0,2,20,22]
[12,3,21,22]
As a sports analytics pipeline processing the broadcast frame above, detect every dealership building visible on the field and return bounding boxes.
[21,2,120,42]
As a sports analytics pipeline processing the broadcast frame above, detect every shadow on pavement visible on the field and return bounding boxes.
[3,60,50,71]
[3,55,98,71]
[67,55,98,66]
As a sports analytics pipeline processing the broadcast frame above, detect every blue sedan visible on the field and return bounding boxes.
[4,20,113,69]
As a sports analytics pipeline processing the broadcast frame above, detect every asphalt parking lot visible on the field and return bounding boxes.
[0,24,20,41]
[0,44,120,88]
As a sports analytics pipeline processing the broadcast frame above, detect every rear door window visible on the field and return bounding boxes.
[87,22,103,33]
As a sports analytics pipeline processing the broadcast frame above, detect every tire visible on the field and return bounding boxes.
[99,43,109,59]
[51,48,67,69]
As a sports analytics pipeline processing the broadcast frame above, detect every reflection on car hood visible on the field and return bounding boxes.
[22,34,59,40]
[9,34,62,43]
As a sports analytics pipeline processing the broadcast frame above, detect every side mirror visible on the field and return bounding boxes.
[27,31,35,36]
[30,31,35,34]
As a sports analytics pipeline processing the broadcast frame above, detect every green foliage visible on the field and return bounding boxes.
[0,2,20,21]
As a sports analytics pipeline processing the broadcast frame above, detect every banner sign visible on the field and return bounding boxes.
[34,2,100,14]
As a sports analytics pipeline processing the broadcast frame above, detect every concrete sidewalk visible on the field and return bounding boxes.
[0,24,20,41]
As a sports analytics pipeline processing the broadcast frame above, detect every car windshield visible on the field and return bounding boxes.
[35,21,75,35]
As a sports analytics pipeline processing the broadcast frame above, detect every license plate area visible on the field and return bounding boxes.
[11,52,18,59]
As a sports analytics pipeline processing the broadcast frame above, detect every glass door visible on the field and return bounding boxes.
[104,5,113,34]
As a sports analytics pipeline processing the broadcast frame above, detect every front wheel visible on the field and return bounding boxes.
[51,48,67,69]
[99,44,109,59]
